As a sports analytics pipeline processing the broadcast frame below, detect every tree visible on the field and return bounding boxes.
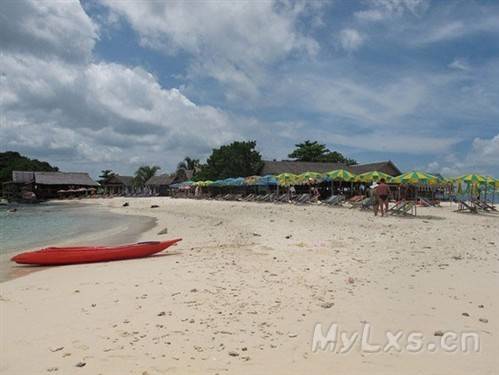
[288,141,329,162]
[195,141,264,180]
[177,157,201,174]
[98,169,116,184]
[133,165,160,188]
[0,151,58,193]
[288,140,357,165]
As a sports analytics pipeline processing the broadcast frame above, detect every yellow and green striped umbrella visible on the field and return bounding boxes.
[455,174,487,185]
[325,169,356,182]
[485,176,498,187]
[296,171,323,184]
[391,171,439,185]
[276,173,297,187]
[355,171,393,183]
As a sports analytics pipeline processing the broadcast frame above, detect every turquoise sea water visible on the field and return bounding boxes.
[0,202,155,282]
[0,202,147,254]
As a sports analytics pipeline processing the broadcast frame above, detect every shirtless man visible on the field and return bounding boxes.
[376,178,391,216]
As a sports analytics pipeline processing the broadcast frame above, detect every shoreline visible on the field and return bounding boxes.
[1,197,497,374]
[0,200,157,282]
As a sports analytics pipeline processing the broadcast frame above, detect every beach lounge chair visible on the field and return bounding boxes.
[390,201,415,216]
[472,199,497,212]
[275,193,288,203]
[255,193,271,202]
[241,194,255,201]
[294,193,311,204]
[456,199,478,214]
[348,196,367,209]
[323,195,345,206]
[419,197,440,207]
[360,197,374,210]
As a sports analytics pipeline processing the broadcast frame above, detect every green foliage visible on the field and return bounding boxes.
[0,151,58,192]
[195,141,264,180]
[98,169,116,184]
[177,157,201,175]
[133,165,160,188]
[288,140,357,165]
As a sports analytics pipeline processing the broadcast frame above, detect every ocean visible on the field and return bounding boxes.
[0,202,156,281]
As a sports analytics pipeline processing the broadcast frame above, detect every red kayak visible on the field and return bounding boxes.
[11,238,182,266]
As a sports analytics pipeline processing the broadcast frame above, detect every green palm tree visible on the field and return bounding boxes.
[133,165,160,188]
[177,157,201,173]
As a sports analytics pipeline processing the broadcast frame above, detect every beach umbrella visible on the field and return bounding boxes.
[212,179,225,186]
[391,171,439,185]
[355,171,393,183]
[276,173,297,186]
[244,175,261,186]
[296,171,323,185]
[233,177,245,186]
[455,174,487,185]
[324,169,356,182]
[257,175,278,186]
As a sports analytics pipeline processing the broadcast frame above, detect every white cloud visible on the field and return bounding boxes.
[101,0,320,100]
[0,0,240,176]
[0,0,98,62]
[449,58,470,71]
[271,73,428,125]
[414,14,499,45]
[470,135,499,165]
[339,29,365,52]
[424,134,499,176]
[355,0,429,22]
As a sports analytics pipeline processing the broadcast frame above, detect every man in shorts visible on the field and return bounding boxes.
[376,178,391,216]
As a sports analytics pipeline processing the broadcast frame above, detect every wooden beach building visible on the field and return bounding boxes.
[145,169,194,196]
[101,175,135,196]
[3,171,99,201]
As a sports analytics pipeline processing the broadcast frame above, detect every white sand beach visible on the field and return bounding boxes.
[1,197,498,374]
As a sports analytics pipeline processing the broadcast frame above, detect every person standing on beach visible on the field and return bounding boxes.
[370,182,379,216]
[376,178,391,216]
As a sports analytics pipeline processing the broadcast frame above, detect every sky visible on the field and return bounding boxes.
[1,0,498,178]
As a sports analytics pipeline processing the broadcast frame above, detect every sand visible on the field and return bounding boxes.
[1,197,498,374]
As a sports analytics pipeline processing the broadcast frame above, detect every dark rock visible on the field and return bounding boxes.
[320,302,334,309]
[122,202,129,207]
[75,362,86,367]
[157,227,168,235]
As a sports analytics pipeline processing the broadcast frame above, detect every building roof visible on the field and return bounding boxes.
[145,174,175,186]
[349,161,401,176]
[260,161,345,175]
[12,171,35,184]
[33,172,99,186]
[260,160,401,177]
[105,175,134,186]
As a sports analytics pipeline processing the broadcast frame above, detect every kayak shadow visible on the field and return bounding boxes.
[148,251,180,258]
